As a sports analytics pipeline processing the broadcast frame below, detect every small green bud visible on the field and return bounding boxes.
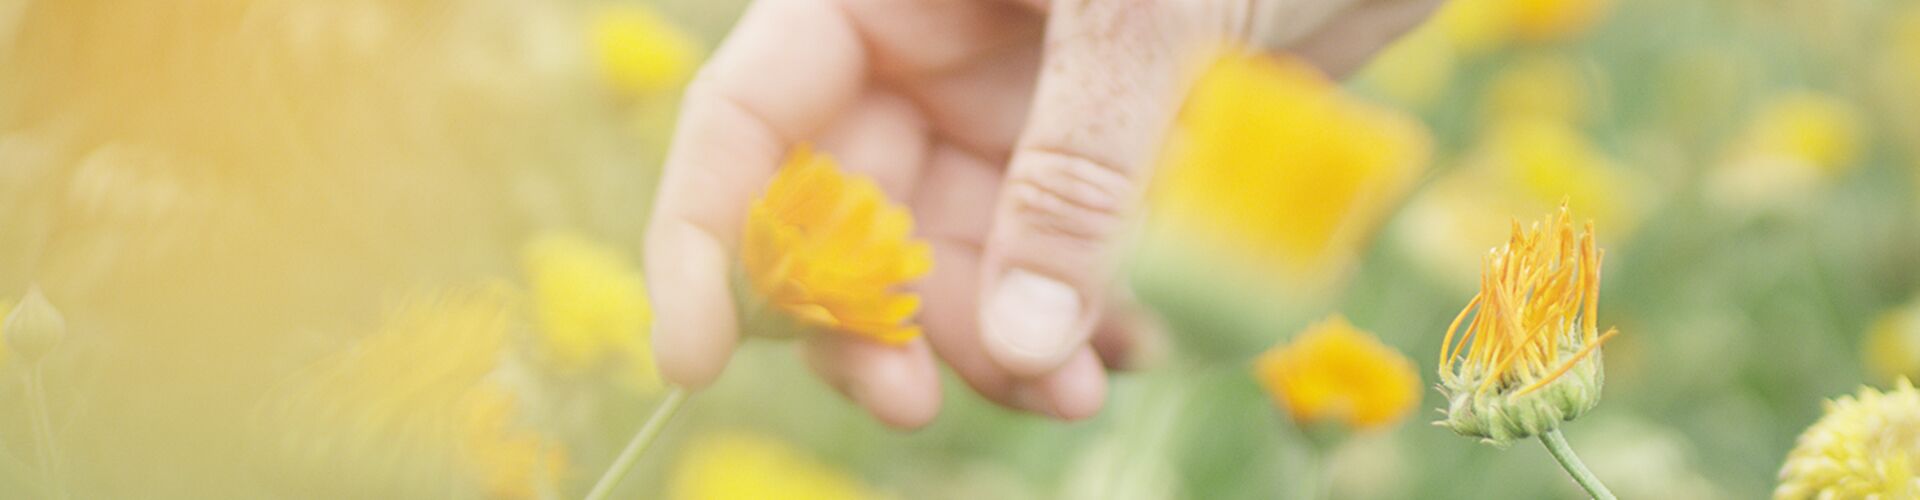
[4,286,67,364]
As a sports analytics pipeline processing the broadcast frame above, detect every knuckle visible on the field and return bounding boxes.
[1006,150,1136,246]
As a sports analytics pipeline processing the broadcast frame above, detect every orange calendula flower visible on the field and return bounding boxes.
[742,146,932,345]
[1437,204,1617,445]
[1254,315,1421,430]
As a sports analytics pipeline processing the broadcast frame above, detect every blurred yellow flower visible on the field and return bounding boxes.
[465,385,569,500]
[1152,53,1429,289]
[1866,300,1920,382]
[1707,91,1863,211]
[259,287,564,498]
[523,231,658,391]
[742,146,932,345]
[670,431,879,500]
[593,3,701,98]
[1508,0,1613,43]
[1437,205,1617,444]
[1434,0,1613,53]
[1740,92,1864,176]
[1776,378,1920,499]
[1254,315,1421,430]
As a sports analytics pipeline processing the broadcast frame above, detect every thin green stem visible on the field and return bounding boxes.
[1539,428,1615,500]
[584,387,689,500]
[24,365,66,500]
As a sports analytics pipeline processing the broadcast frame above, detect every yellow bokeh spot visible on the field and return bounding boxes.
[670,431,880,500]
[1867,301,1920,383]
[1742,91,1864,175]
[743,146,932,345]
[1152,53,1429,290]
[593,3,702,98]
[523,231,658,391]
[1254,315,1421,430]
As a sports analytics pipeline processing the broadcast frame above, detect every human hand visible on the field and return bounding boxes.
[644,0,1442,428]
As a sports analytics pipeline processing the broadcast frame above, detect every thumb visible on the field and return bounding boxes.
[979,0,1202,377]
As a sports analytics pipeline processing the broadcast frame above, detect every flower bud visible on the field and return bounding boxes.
[1434,205,1617,446]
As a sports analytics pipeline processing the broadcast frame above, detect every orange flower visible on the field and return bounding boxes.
[742,146,932,345]
[1254,315,1421,430]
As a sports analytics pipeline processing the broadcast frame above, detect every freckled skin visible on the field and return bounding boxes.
[646,0,1444,427]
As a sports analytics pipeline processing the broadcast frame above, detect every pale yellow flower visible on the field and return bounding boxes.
[743,146,932,345]
[1867,301,1920,383]
[592,3,701,98]
[1776,378,1920,499]
[523,231,658,391]
[258,287,564,498]
[1152,53,1429,290]
[1437,205,1617,445]
[670,431,880,500]
[1254,315,1421,430]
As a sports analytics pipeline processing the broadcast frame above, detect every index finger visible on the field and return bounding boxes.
[645,0,869,388]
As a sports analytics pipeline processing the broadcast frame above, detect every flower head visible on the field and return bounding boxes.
[1437,204,1617,445]
[1254,315,1421,430]
[670,431,879,500]
[523,231,658,391]
[742,146,932,345]
[1776,378,1920,499]
[1151,53,1428,289]
[592,4,701,98]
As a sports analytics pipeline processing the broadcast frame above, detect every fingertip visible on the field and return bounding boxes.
[805,337,945,430]
[980,267,1092,377]
[1041,349,1108,421]
[645,221,741,389]
[859,341,944,430]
